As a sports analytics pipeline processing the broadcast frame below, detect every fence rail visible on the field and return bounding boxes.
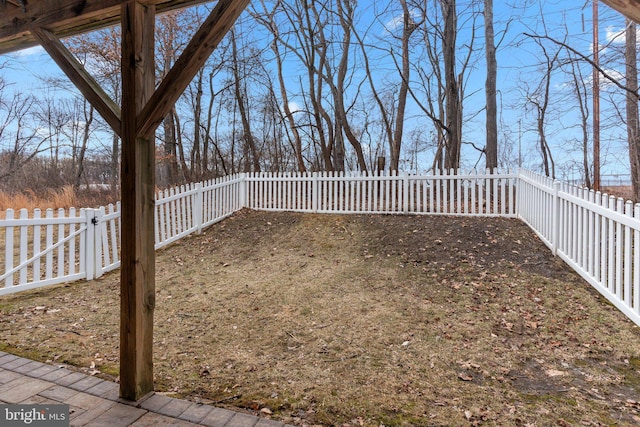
[1,169,640,329]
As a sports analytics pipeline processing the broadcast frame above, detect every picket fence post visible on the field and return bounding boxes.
[239,173,247,209]
[195,182,204,234]
[402,172,409,214]
[515,171,523,220]
[552,181,561,256]
[4,209,14,288]
[85,209,97,280]
[312,172,319,213]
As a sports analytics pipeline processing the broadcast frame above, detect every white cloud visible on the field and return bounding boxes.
[288,102,301,113]
[601,25,640,49]
[601,68,624,86]
[383,8,421,33]
[579,68,625,88]
[605,26,625,44]
[11,45,45,58]
[281,101,303,117]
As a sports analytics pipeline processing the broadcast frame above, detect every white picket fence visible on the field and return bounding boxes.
[1,169,639,328]
[245,170,518,216]
[518,169,640,326]
[0,174,245,296]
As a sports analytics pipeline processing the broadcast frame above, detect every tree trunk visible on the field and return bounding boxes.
[161,52,179,185]
[625,19,640,202]
[191,69,204,180]
[272,34,306,172]
[110,133,119,195]
[74,102,94,189]
[442,0,460,170]
[391,0,417,172]
[484,0,498,171]
[161,113,178,185]
[230,29,261,173]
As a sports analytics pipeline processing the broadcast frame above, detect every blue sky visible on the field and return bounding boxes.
[0,1,634,181]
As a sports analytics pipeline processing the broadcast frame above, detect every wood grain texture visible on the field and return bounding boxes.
[119,0,156,401]
[0,0,209,54]
[137,0,250,137]
[601,0,640,23]
[31,27,122,136]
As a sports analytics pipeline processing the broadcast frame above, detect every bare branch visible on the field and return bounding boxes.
[523,32,640,99]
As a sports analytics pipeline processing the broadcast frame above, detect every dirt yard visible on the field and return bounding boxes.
[2,209,640,426]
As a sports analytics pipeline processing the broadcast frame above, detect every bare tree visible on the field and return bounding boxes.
[156,11,195,185]
[68,27,122,192]
[625,19,640,201]
[529,41,559,178]
[230,28,261,173]
[484,0,498,170]
[407,0,478,172]
[252,0,307,172]
[0,93,51,187]
[442,0,462,170]
[383,0,422,172]
[321,0,368,172]
[566,52,591,188]
[290,0,335,170]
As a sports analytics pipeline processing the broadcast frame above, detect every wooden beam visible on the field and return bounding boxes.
[31,27,122,136]
[0,0,215,54]
[119,0,156,401]
[601,0,640,23]
[137,0,249,137]
[0,0,124,40]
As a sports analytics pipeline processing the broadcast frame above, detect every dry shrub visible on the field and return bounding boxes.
[0,186,78,214]
[47,186,77,210]
[603,185,637,203]
[0,186,120,218]
[75,188,119,209]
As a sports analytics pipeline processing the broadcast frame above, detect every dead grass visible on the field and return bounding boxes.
[2,210,640,426]
[0,187,119,216]
[0,187,77,215]
[602,186,637,203]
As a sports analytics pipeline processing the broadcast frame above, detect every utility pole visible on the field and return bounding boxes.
[518,119,522,168]
[593,0,601,191]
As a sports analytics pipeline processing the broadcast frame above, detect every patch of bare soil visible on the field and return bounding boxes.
[2,209,640,426]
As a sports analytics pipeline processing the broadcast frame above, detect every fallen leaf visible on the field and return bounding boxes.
[526,321,538,329]
[545,369,566,377]
[458,373,473,381]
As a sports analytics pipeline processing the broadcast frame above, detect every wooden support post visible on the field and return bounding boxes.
[119,1,156,401]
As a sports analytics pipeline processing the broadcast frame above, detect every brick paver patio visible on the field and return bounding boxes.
[0,352,292,427]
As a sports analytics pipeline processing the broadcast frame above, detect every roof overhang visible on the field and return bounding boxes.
[601,0,640,24]
[0,0,211,55]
